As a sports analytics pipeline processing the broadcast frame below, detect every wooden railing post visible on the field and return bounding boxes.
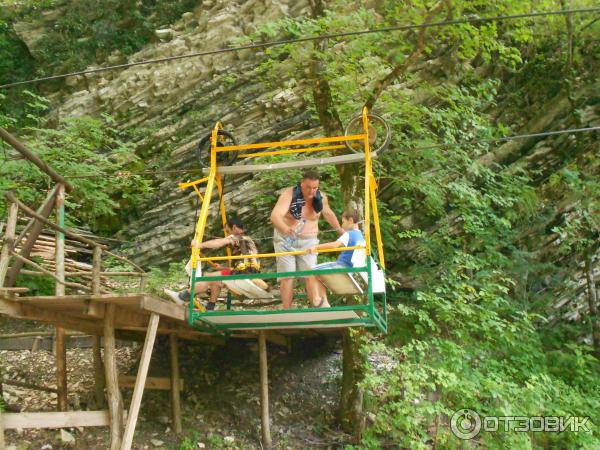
[5,187,58,287]
[104,303,123,450]
[92,245,106,408]
[0,201,18,286]
[169,333,182,434]
[259,331,272,448]
[55,184,68,412]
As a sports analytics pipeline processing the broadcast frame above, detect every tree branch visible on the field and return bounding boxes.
[364,0,450,110]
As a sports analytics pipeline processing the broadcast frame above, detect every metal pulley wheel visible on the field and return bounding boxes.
[196,129,238,167]
[344,113,391,154]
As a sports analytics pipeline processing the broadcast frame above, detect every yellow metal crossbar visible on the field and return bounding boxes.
[216,134,366,153]
[238,144,346,159]
[199,245,365,262]
[178,177,209,190]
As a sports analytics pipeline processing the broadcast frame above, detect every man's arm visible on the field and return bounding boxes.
[270,188,295,236]
[192,236,233,250]
[321,193,344,236]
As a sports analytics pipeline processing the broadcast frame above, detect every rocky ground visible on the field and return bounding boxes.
[1,318,355,449]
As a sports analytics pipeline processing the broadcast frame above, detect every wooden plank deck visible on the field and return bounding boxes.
[0,292,350,338]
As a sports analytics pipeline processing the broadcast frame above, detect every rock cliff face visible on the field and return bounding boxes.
[47,0,320,267]
[18,0,599,276]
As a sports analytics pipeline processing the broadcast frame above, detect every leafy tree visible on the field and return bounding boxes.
[248,0,600,446]
[0,100,153,233]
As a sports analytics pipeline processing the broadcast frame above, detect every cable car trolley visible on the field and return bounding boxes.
[179,107,389,333]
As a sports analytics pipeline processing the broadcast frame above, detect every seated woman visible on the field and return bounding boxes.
[307,208,365,308]
[164,217,266,310]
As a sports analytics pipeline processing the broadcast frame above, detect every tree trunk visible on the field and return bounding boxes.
[339,328,366,438]
[585,251,600,358]
[306,3,368,439]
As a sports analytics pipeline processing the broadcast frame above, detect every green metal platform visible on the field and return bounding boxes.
[187,266,387,334]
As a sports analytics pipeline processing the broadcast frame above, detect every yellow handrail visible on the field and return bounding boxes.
[216,134,366,152]
[238,144,346,159]
[198,245,366,262]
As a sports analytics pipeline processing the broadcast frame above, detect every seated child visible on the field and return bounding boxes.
[307,208,365,307]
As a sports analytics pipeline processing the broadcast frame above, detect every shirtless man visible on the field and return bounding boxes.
[270,169,343,308]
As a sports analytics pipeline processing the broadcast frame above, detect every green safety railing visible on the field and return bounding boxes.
[187,264,387,334]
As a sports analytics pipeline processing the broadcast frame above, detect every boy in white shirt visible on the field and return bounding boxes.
[307,208,365,307]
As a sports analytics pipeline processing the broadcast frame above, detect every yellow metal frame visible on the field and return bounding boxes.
[179,108,385,271]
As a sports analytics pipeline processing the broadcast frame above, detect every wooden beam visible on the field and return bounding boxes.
[118,375,183,391]
[169,333,182,433]
[16,293,142,303]
[0,331,84,339]
[9,251,91,291]
[259,331,272,448]
[140,295,185,321]
[18,303,102,334]
[55,327,68,411]
[0,128,73,191]
[4,192,104,249]
[121,313,160,450]
[93,336,106,408]
[5,187,58,287]
[104,303,124,450]
[2,410,110,429]
[263,331,287,347]
[0,201,18,286]
[0,297,22,316]
[1,378,58,393]
[102,249,145,274]
[0,287,28,293]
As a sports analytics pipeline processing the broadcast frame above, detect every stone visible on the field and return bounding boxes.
[59,429,75,444]
[156,29,174,41]
[224,436,235,444]
[150,439,164,447]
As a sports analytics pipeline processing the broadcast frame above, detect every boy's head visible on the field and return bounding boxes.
[226,217,246,235]
[341,208,360,230]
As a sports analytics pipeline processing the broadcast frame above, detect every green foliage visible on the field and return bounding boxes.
[178,430,201,450]
[146,261,188,296]
[251,1,600,448]
[0,104,153,234]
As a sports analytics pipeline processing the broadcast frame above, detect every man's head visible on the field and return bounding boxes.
[226,217,246,236]
[300,169,320,200]
[341,208,360,230]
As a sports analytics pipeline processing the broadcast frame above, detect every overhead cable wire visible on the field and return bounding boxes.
[1,7,600,90]
[404,125,600,152]
[43,124,598,179]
